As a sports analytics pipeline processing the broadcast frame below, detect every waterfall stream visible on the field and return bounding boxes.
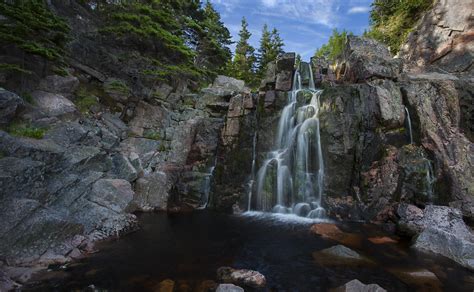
[253,62,326,218]
[198,158,217,209]
[404,106,413,144]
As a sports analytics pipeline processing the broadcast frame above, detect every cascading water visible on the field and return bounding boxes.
[198,159,217,209]
[247,132,257,211]
[253,62,326,219]
[404,106,413,144]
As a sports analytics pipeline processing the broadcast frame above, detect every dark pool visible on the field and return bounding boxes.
[25,211,474,291]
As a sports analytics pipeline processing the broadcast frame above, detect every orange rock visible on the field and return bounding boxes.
[310,223,362,248]
[368,236,398,244]
[155,279,175,292]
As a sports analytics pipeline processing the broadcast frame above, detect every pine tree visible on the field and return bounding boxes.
[231,17,256,85]
[195,1,233,76]
[269,28,284,59]
[256,24,272,79]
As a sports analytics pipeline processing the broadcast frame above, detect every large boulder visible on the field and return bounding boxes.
[333,279,386,292]
[31,91,77,117]
[216,267,266,288]
[213,75,245,92]
[398,204,474,270]
[38,75,79,96]
[0,88,25,126]
[337,36,402,83]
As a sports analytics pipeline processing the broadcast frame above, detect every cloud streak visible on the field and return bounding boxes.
[348,6,371,14]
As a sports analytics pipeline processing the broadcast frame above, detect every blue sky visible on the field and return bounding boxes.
[210,0,373,60]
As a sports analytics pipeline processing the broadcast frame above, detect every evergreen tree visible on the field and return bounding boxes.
[231,17,256,84]
[256,24,272,78]
[256,25,284,81]
[0,0,70,74]
[195,1,233,76]
[269,28,284,58]
[314,29,352,63]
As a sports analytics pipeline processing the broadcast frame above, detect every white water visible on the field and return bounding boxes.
[405,106,413,144]
[198,159,217,209]
[247,132,257,211]
[254,62,326,218]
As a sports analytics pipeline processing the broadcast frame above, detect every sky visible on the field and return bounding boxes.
[210,0,373,60]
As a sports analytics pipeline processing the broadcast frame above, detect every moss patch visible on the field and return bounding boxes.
[7,122,46,139]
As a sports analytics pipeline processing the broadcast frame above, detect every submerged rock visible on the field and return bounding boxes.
[216,283,244,292]
[313,245,373,266]
[332,279,386,292]
[388,268,441,291]
[311,224,362,248]
[216,267,266,288]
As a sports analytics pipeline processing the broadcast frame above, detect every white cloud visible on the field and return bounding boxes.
[261,0,277,7]
[254,0,342,27]
[347,6,370,14]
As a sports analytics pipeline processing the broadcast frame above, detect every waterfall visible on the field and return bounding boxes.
[404,107,413,144]
[247,132,257,211]
[198,158,217,209]
[253,63,326,218]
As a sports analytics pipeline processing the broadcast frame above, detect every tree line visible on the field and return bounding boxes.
[0,0,285,87]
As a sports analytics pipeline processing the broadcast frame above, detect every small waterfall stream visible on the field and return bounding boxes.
[198,158,217,209]
[253,62,326,218]
[247,132,258,211]
[404,106,413,144]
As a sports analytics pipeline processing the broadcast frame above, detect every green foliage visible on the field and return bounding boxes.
[21,92,33,104]
[195,1,233,76]
[366,0,433,54]
[75,88,99,113]
[0,63,32,74]
[314,29,352,63]
[0,0,70,72]
[98,0,231,82]
[7,122,46,139]
[144,131,161,140]
[228,17,256,85]
[256,25,284,80]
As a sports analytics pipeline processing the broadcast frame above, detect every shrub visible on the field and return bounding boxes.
[7,122,46,139]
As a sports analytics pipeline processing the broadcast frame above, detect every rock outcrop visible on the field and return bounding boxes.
[400,0,474,75]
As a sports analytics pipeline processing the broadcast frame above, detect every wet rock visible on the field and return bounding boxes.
[293,203,311,217]
[388,268,442,291]
[216,267,266,288]
[311,224,363,248]
[38,75,79,95]
[398,204,474,270]
[332,279,386,292]
[315,245,365,261]
[401,79,473,217]
[216,283,244,292]
[337,36,402,83]
[397,203,427,235]
[31,91,77,117]
[0,88,25,126]
[156,279,175,292]
[89,179,134,213]
[367,236,398,245]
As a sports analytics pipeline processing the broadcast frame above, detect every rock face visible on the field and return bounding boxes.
[0,88,25,126]
[336,36,402,83]
[217,267,266,288]
[400,0,474,75]
[333,279,387,292]
[398,204,474,270]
